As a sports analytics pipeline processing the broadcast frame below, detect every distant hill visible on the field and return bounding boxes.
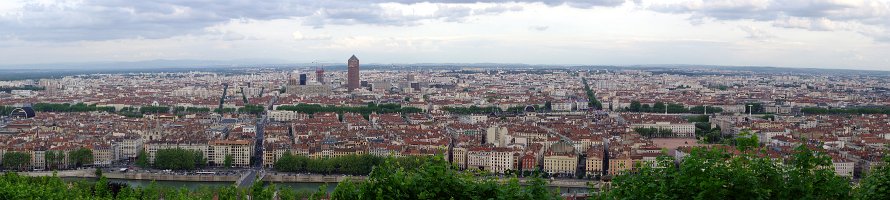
[0,60,886,80]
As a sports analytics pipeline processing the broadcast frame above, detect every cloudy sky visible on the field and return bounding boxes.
[0,0,888,70]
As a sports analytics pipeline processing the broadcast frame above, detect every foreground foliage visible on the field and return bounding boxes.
[331,156,560,200]
[0,172,325,200]
[596,144,866,200]
[1,156,561,200]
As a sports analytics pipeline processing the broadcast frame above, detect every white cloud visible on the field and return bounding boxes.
[292,31,332,41]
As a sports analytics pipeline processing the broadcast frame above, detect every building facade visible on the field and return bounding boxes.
[347,55,360,91]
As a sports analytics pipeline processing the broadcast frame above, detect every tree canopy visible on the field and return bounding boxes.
[596,142,853,199]
[278,103,422,116]
[152,148,207,170]
[331,156,561,200]
[68,148,94,168]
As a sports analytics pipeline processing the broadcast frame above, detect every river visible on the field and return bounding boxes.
[62,178,589,194]
[63,177,336,192]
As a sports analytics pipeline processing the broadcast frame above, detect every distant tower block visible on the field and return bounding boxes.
[316,67,325,84]
[347,55,360,91]
[299,74,307,85]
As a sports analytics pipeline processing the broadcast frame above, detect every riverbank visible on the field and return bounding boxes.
[19,169,595,189]
[19,169,238,182]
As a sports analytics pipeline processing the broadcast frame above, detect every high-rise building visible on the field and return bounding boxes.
[316,67,325,84]
[347,55,360,91]
[299,74,307,85]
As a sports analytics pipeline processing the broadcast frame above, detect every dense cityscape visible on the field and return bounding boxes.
[3,0,890,199]
[1,55,890,199]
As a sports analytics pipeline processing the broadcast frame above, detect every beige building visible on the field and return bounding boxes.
[268,110,306,122]
[585,146,605,176]
[543,141,578,176]
[832,156,855,178]
[92,144,116,167]
[112,135,144,160]
[467,149,490,170]
[451,147,467,169]
[210,140,253,167]
[488,148,517,174]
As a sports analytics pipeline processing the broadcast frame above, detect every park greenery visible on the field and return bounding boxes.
[633,127,675,138]
[145,148,207,170]
[32,103,116,113]
[626,101,723,114]
[582,78,603,110]
[686,115,728,144]
[238,104,265,115]
[441,105,503,114]
[745,102,767,114]
[6,102,275,118]
[273,153,428,175]
[277,103,422,117]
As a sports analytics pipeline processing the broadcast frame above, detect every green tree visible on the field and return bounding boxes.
[857,155,890,200]
[331,156,560,199]
[135,150,150,168]
[2,152,31,171]
[735,130,759,152]
[653,102,666,113]
[68,148,94,168]
[44,150,65,170]
[781,144,851,199]
[224,155,233,168]
[153,148,205,170]
[629,101,642,112]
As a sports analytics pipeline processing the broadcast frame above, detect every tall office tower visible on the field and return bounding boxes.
[347,55,360,91]
[316,67,325,84]
[287,73,297,86]
[299,74,307,85]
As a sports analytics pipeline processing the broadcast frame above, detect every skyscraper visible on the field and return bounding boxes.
[347,55,360,91]
[299,74,307,85]
[316,67,325,84]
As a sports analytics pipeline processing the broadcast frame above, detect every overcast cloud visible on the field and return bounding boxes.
[0,0,887,70]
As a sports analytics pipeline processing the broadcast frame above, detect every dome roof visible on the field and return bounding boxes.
[9,107,35,118]
[524,105,536,113]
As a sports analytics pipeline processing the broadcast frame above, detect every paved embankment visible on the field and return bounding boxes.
[20,169,239,182]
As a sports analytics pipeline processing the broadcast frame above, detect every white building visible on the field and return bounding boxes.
[459,114,488,124]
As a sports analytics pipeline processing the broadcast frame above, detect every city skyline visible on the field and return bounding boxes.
[0,0,888,70]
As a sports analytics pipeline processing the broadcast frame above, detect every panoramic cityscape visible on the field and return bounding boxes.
[1,0,890,200]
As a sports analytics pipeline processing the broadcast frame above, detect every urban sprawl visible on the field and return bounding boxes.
[1,56,889,183]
